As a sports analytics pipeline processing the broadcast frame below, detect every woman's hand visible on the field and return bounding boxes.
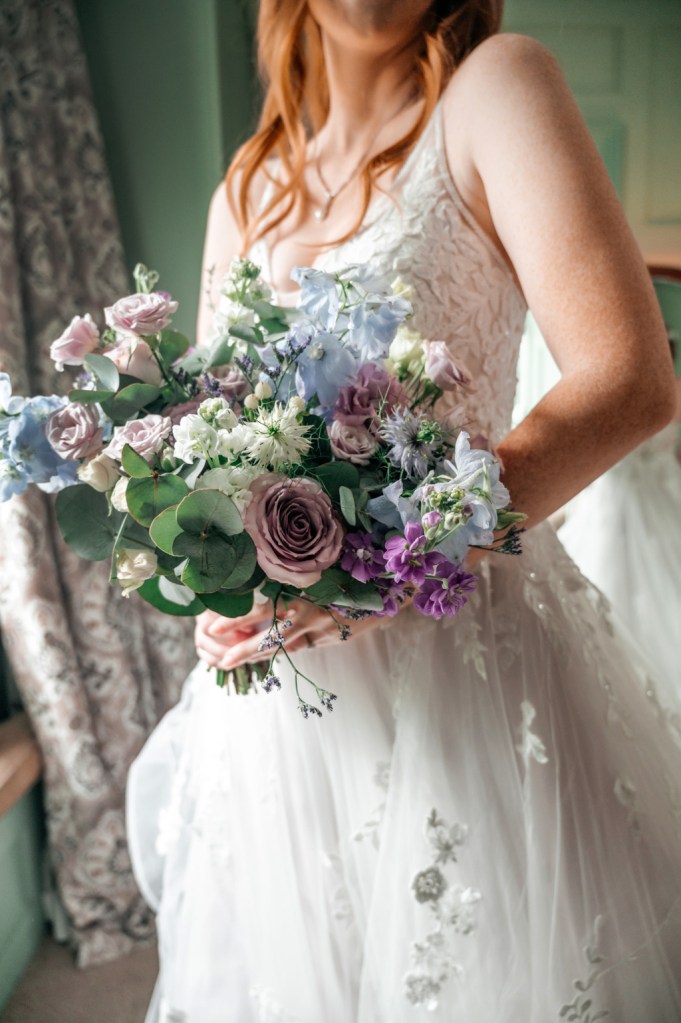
[194,598,390,672]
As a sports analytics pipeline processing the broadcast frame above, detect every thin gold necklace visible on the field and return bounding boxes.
[312,93,417,223]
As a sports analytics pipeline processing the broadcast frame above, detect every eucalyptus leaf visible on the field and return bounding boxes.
[56,485,124,561]
[314,461,361,501]
[158,329,190,364]
[68,388,115,404]
[149,505,182,554]
[304,567,383,610]
[127,474,190,527]
[219,532,257,589]
[339,485,356,526]
[200,590,254,617]
[176,488,243,537]
[121,443,153,478]
[177,535,236,592]
[102,382,162,422]
[84,353,120,392]
[229,323,262,345]
[136,576,205,617]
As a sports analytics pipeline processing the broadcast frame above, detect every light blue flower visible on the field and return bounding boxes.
[0,458,29,501]
[294,331,357,408]
[366,480,419,531]
[347,292,412,361]
[7,410,65,484]
[37,459,79,493]
[291,267,341,331]
[0,373,27,416]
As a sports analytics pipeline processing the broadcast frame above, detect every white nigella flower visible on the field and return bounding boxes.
[173,413,220,464]
[198,397,237,430]
[246,401,311,468]
[197,464,260,514]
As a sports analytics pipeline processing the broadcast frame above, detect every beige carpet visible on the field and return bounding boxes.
[1,936,158,1023]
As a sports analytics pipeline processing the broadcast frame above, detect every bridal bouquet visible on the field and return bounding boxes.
[0,260,523,714]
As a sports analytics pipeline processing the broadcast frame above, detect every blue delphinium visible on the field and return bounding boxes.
[294,330,357,407]
[290,267,341,331]
[0,383,79,500]
[347,291,412,361]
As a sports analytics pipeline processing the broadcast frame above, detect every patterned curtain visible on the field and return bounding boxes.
[0,0,195,967]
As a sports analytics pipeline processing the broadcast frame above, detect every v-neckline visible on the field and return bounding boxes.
[254,99,440,304]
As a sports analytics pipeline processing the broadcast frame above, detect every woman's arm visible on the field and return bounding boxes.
[443,33,677,530]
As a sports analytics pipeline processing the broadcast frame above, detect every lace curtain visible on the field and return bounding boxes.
[0,0,195,967]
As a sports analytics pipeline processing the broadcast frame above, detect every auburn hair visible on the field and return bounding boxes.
[227,0,505,254]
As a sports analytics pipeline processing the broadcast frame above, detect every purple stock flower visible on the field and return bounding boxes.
[375,578,414,618]
[340,532,385,582]
[413,562,477,620]
[384,521,444,587]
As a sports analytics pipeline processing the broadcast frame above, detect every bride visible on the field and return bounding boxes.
[127,2,681,1020]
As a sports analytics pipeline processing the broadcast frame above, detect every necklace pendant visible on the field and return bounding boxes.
[314,195,333,223]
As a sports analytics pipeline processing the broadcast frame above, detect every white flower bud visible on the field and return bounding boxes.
[244,393,260,410]
[288,395,305,414]
[77,453,120,493]
[254,380,273,400]
[116,548,158,597]
[111,477,129,513]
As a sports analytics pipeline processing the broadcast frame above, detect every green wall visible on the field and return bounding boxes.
[75,0,259,335]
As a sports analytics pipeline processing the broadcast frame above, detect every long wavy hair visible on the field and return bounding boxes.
[228,0,505,253]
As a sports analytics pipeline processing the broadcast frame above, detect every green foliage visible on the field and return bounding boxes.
[149,505,183,554]
[158,329,190,363]
[84,353,120,392]
[121,444,153,478]
[313,461,360,502]
[126,474,190,527]
[102,382,162,423]
[303,568,383,610]
[200,590,254,617]
[136,577,205,617]
[56,485,124,561]
[67,388,116,405]
[338,485,356,526]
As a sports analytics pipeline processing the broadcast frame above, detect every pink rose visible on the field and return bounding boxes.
[244,473,343,588]
[424,342,473,392]
[46,402,103,459]
[328,420,378,465]
[49,314,100,371]
[105,291,178,336]
[334,364,406,426]
[105,414,172,462]
[106,338,163,385]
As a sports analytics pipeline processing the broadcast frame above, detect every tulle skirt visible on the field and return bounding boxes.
[559,442,681,701]
[127,523,681,1022]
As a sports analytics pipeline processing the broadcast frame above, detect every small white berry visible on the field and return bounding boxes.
[244,393,260,410]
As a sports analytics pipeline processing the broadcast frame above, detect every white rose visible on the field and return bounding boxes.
[173,414,220,464]
[111,477,129,512]
[387,324,426,376]
[77,453,120,492]
[116,548,157,596]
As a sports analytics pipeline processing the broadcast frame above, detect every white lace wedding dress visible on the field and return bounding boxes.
[127,103,681,1022]
[558,423,681,702]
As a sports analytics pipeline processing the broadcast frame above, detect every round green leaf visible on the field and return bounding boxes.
[158,329,190,364]
[102,382,162,422]
[176,488,243,537]
[136,576,205,617]
[127,474,189,527]
[84,353,120,392]
[200,590,254,617]
[178,536,236,593]
[121,443,153,478]
[219,532,257,589]
[149,505,183,554]
[68,388,115,404]
[56,485,124,561]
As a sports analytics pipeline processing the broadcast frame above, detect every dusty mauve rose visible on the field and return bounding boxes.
[77,452,120,492]
[46,402,103,460]
[328,420,378,465]
[105,291,178,336]
[424,342,473,392]
[162,397,205,427]
[105,338,163,385]
[334,364,406,426]
[211,364,251,402]
[50,314,100,371]
[244,473,343,588]
[105,414,172,462]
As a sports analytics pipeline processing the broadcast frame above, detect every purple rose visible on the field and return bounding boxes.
[105,414,172,462]
[328,420,378,465]
[106,338,163,385]
[333,364,406,427]
[212,364,251,402]
[244,473,343,588]
[105,291,178,337]
[46,402,103,460]
[49,314,100,371]
[424,342,473,392]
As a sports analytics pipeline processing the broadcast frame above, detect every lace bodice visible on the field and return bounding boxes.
[251,101,527,445]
